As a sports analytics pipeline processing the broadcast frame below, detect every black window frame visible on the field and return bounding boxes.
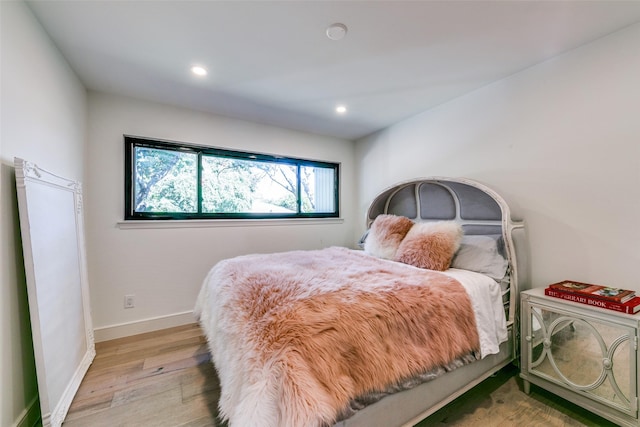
[124,135,340,220]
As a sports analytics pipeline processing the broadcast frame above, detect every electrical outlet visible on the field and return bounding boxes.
[124,294,135,309]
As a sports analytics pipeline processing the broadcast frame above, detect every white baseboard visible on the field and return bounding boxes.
[13,396,40,427]
[93,310,196,342]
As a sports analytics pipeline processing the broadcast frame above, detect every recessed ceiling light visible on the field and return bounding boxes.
[191,66,207,76]
[326,23,348,41]
[336,105,347,114]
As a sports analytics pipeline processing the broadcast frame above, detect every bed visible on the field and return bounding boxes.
[195,177,526,427]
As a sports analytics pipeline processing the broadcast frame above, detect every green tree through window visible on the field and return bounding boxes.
[135,147,197,213]
[125,136,339,220]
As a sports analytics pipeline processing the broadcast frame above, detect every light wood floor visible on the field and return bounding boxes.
[63,323,616,426]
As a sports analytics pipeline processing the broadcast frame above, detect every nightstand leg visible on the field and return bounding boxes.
[523,379,531,395]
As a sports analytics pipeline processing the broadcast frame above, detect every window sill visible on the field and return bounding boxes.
[117,217,344,229]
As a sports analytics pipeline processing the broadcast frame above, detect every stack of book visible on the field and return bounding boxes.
[545,280,640,314]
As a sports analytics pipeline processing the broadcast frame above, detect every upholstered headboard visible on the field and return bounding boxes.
[365,177,525,328]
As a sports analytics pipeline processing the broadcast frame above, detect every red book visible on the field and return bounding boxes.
[545,288,640,314]
[548,280,635,303]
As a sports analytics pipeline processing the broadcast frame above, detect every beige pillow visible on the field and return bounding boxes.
[364,214,415,260]
[395,221,463,271]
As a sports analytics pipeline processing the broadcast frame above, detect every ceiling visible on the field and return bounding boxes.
[26,1,640,140]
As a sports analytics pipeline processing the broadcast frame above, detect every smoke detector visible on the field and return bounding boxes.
[326,23,348,41]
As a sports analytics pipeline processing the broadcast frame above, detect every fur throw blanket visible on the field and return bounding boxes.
[195,247,479,427]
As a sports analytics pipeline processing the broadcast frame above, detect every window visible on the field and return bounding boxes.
[124,136,340,220]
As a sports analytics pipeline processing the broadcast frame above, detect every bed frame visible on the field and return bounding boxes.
[336,177,526,427]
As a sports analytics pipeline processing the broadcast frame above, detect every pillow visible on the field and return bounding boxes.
[363,214,414,260]
[451,235,509,280]
[395,221,463,271]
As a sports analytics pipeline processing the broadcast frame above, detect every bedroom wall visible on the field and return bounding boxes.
[85,92,356,340]
[356,23,640,291]
[0,1,87,426]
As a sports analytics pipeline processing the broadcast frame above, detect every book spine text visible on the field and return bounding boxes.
[544,289,631,313]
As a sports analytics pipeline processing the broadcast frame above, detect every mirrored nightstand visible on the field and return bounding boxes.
[521,288,640,426]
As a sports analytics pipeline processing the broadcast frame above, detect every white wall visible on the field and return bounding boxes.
[85,92,356,340]
[0,2,87,426]
[356,23,640,291]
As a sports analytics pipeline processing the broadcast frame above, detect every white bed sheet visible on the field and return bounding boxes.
[442,268,508,358]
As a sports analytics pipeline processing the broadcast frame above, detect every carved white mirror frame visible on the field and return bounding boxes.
[14,158,95,427]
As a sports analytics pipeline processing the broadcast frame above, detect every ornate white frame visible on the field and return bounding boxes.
[14,158,95,427]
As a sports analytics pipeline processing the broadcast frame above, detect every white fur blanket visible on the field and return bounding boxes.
[195,246,479,427]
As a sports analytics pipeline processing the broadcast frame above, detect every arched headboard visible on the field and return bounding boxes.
[365,177,525,329]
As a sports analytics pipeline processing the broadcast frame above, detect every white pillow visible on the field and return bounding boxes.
[451,235,508,280]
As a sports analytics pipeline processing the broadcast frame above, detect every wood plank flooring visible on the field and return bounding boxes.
[63,323,616,426]
[64,323,222,427]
